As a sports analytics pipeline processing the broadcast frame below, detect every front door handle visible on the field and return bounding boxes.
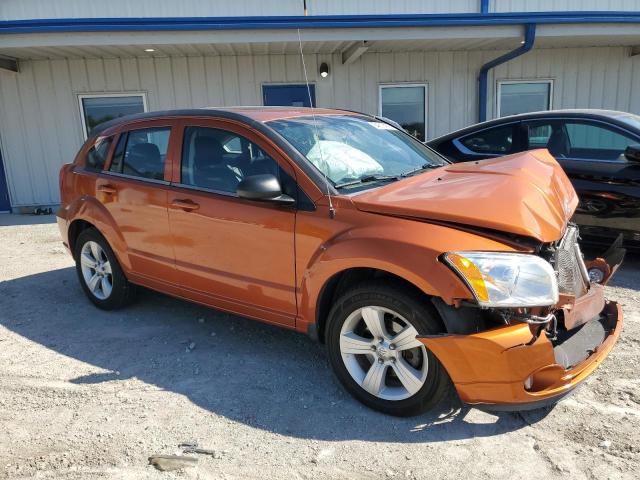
[97,184,117,194]
[171,199,200,211]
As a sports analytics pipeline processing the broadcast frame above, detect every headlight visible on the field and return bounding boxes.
[443,251,558,307]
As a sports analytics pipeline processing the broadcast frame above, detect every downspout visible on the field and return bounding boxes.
[478,23,536,122]
[480,0,489,14]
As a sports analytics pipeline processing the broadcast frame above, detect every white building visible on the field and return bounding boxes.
[1,0,640,211]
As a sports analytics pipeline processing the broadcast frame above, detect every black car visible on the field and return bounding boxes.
[428,110,640,249]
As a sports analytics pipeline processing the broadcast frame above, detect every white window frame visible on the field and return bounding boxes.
[496,79,553,118]
[77,92,148,139]
[378,83,428,140]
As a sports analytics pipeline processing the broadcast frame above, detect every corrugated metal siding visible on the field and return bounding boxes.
[1,46,639,206]
[0,1,302,20]
[492,1,640,12]
[0,0,478,20]
[2,0,640,20]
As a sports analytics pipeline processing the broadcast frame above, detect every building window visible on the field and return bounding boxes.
[379,84,427,141]
[78,93,147,139]
[497,80,552,118]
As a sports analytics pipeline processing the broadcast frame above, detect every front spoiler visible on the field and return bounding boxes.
[417,301,622,409]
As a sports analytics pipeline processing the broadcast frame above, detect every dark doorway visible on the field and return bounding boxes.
[0,145,10,212]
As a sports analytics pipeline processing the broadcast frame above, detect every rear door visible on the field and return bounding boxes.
[522,118,640,243]
[99,120,176,279]
[166,118,297,326]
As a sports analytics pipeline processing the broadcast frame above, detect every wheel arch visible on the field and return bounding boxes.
[313,267,446,343]
[65,196,131,271]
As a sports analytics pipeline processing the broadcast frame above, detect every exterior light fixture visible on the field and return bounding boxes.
[144,48,155,52]
[319,62,330,78]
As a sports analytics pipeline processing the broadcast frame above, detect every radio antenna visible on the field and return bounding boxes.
[297,25,335,219]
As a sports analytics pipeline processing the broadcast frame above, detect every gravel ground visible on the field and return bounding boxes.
[0,214,639,480]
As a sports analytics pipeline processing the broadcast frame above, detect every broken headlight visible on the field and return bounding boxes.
[444,251,559,308]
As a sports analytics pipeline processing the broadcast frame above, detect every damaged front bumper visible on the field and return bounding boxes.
[417,297,622,411]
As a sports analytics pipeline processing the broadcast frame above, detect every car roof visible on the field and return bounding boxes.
[90,106,358,137]
[428,109,640,144]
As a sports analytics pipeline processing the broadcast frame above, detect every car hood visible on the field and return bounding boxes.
[351,149,578,243]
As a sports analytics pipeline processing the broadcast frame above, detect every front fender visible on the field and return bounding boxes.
[62,195,131,272]
[296,219,519,333]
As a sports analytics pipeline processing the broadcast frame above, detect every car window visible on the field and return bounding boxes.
[564,122,637,161]
[527,124,553,148]
[458,124,514,154]
[109,133,127,173]
[117,127,171,180]
[268,115,446,188]
[181,126,280,194]
[85,136,113,171]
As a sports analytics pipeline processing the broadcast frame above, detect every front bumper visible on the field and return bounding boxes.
[417,300,622,409]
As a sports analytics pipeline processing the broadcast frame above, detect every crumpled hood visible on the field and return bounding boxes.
[351,149,578,243]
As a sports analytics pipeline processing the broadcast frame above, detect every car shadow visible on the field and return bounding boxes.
[0,213,57,226]
[0,267,551,443]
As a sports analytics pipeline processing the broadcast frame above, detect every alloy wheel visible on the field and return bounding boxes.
[79,241,113,300]
[339,306,428,401]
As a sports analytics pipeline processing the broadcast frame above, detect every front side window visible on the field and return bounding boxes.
[112,127,171,180]
[379,85,427,141]
[458,124,515,155]
[79,94,146,139]
[268,115,446,189]
[498,81,552,117]
[85,136,113,172]
[181,126,280,194]
[524,120,638,161]
[564,122,638,161]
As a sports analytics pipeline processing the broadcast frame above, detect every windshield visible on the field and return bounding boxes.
[267,115,447,189]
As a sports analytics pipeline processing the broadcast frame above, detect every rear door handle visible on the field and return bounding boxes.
[171,199,200,211]
[97,184,117,194]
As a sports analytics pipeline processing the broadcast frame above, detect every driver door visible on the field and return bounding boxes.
[166,119,297,327]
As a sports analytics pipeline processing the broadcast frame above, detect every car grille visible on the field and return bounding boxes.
[555,225,589,298]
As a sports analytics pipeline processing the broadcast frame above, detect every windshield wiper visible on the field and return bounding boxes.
[400,163,443,177]
[335,174,399,189]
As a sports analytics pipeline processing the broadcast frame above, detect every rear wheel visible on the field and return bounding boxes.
[74,228,135,309]
[326,281,452,416]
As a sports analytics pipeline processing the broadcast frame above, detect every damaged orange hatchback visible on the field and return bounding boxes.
[58,107,624,416]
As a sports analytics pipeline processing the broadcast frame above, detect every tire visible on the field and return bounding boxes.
[74,227,135,310]
[326,280,453,416]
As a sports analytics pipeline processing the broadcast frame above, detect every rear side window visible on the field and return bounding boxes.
[85,136,113,171]
[109,133,127,173]
[458,124,514,155]
[111,127,171,180]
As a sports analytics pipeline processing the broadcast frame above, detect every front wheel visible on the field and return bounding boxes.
[326,281,452,416]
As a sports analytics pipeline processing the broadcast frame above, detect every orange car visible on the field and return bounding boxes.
[57,107,624,416]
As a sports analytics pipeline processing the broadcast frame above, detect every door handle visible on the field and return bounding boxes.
[171,199,200,211]
[97,184,117,194]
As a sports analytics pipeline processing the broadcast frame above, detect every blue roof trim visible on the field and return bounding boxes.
[1,11,640,34]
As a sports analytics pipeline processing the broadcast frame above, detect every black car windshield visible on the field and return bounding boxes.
[267,115,447,189]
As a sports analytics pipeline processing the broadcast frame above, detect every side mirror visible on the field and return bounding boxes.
[237,174,295,206]
[624,145,640,162]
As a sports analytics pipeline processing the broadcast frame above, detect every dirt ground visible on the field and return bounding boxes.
[0,214,639,480]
